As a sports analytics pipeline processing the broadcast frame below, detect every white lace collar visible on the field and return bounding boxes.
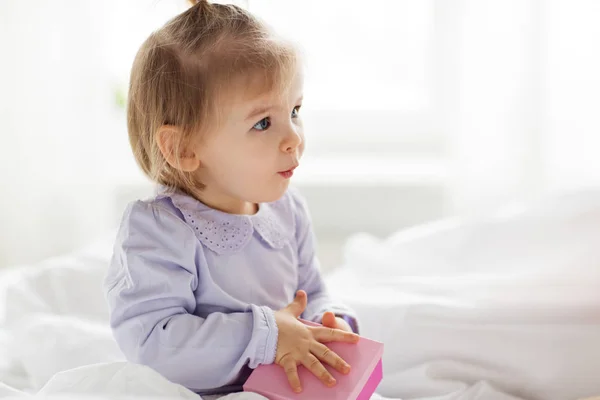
[157,189,296,255]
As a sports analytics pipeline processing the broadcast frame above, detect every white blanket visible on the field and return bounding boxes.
[1,190,600,400]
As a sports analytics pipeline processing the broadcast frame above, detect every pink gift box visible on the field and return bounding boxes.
[243,320,384,400]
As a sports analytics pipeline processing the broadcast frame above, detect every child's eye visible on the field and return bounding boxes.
[253,117,271,131]
[291,105,301,118]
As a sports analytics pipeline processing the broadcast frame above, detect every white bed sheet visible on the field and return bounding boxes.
[326,190,600,400]
[1,190,600,400]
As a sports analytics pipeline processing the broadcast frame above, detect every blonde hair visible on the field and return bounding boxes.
[127,0,298,193]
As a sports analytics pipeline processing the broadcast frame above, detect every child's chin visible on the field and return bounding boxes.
[261,182,290,203]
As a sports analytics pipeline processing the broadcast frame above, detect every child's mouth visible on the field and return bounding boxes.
[278,166,297,179]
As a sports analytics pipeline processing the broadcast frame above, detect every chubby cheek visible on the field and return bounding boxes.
[245,161,290,202]
[231,155,275,190]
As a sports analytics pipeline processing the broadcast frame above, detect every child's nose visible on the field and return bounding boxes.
[280,129,302,153]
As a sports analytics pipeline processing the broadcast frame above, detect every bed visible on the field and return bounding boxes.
[1,190,599,400]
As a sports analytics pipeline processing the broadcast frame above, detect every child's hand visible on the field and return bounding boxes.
[321,311,354,333]
[274,290,359,393]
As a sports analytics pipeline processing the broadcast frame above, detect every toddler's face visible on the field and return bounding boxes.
[193,72,305,214]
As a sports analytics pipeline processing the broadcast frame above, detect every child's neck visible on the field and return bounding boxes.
[194,189,258,216]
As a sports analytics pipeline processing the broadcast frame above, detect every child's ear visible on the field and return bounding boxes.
[156,125,200,172]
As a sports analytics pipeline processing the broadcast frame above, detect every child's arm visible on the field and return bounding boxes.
[291,190,359,332]
[104,202,278,393]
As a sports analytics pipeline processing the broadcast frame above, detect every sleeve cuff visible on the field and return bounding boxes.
[303,298,360,334]
[336,314,360,334]
[305,298,357,323]
[253,305,278,366]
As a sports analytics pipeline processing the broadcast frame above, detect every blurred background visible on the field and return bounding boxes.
[1,0,600,270]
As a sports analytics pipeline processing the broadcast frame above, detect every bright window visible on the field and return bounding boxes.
[248,0,436,154]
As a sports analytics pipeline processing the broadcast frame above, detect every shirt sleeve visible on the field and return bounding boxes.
[103,201,278,393]
[290,189,359,332]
